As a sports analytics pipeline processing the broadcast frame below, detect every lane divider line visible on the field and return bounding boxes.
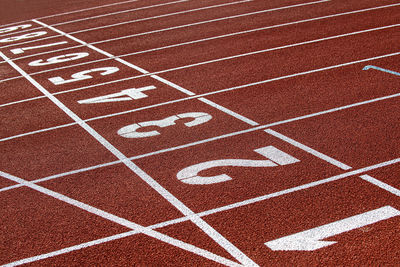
[2,50,400,142]
[3,22,399,85]
[0,0,140,29]
[0,0,190,38]
[3,0,399,62]
[3,88,399,192]
[0,47,258,266]
[0,0,331,50]
[4,157,400,266]
[0,170,241,267]
[265,129,400,197]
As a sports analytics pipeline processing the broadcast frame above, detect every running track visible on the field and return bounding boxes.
[0,0,399,265]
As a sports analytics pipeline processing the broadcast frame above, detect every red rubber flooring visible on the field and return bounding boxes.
[0,0,399,265]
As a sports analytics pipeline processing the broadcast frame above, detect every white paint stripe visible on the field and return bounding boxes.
[0,0,140,29]
[3,1,394,66]
[0,51,257,266]
[0,0,331,49]
[199,98,259,126]
[4,158,399,266]
[0,171,241,267]
[5,21,399,85]
[359,174,400,197]
[265,129,352,170]
[3,90,400,192]
[0,0,190,38]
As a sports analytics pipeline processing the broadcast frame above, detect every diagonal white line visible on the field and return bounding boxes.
[0,171,241,267]
[0,0,140,29]
[3,157,399,266]
[0,0,190,38]
[2,21,398,86]
[0,0,330,50]
[0,48,257,266]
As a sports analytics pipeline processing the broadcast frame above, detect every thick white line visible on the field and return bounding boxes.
[359,174,400,197]
[0,0,140,29]
[0,0,331,50]
[4,21,398,86]
[0,51,257,266]
[2,90,400,192]
[265,129,352,170]
[0,171,241,267]
[0,0,190,38]
[4,157,399,266]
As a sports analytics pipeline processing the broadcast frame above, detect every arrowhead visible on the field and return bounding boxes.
[265,237,337,251]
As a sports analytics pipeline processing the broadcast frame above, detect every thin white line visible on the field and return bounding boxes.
[265,129,352,170]
[0,0,330,50]
[5,21,399,85]
[2,90,400,192]
[199,98,259,126]
[0,171,241,267]
[359,174,400,197]
[0,0,140,29]
[0,51,257,266]
[4,157,399,266]
[199,158,400,216]
[0,0,190,38]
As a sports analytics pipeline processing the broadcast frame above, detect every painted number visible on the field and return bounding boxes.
[265,206,400,251]
[0,24,32,34]
[29,52,89,66]
[177,146,299,185]
[0,31,47,43]
[10,41,68,55]
[78,86,156,104]
[48,67,119,85]
[118,112,212,138]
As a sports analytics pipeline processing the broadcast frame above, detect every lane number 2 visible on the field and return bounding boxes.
[177,146,299,185]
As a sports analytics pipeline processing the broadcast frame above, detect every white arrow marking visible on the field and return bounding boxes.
[265,206,400,251]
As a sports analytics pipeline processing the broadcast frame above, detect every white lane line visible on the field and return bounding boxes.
[359,174,400,197]
[0,0,330,50]
[2,90,400,191]
[4,157,399,266]
[4,21,399,85]
[265,129,352,170]
[33,20,258,127]
[264,130,400,197]
[0,50,257,267]
[0,0,190,38]
[199,97,259,126]
[0,0,140,29]
[3,0,391,66]
[0,171,241,267]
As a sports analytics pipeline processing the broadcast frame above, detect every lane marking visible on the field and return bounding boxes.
[0,0,330,50]
[2,50,400,142]
[265,129,352,170]
[359,174,400,197]
[0,0,140,29]
[4,157,400,265]
[0,171,240,267]
[265,129,400,196]
[3,90,400,194]
[3,0,399,64]
[363,65,400,76]
[0,0,190,38]
[265,206,400,251]
[2,22,400,84]
[0,51,258,266]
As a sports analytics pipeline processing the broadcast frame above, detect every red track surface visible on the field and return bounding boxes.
[0,0,399,266]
